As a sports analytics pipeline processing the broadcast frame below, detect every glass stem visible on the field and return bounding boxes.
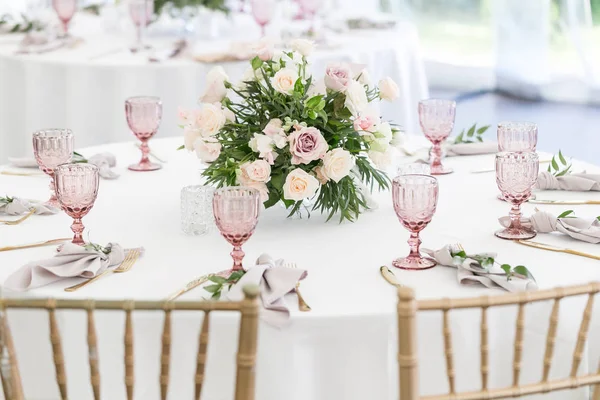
[140,140,150,164]
[136,25,143,48]
[71,218,84,245]
[430,142,443,169]
[407,232,421,259]
[261,24,266,37]
[62,21,69,36]
[231,246,245,271]
[48,175,58,205]
[509,204,522,230]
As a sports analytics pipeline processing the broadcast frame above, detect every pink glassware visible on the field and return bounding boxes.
[32,129,74,207]
[392,174,439,270]
[125,96,162,171]
[418,99,456,175]
[128,0,154,52]
[213,187,261,272]
[52,0,77,37]
[298,0,319,31]
[251,0,277,37]
[495,152,539,240]
[54,163,100,245]
[497,121,538,152]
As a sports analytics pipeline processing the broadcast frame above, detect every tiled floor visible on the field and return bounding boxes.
[431,90,600,164]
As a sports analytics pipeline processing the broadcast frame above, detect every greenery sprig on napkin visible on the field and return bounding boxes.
[154,0,229,15]
[0,196,14,206]
[548,150,572,177]
[558,209,600,221]
[454,123,490,144]
[450,247,536,282]
[204,270,245,300]
[0,14,44,33]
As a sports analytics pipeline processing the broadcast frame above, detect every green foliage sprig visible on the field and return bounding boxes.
[450,246,536,283]
[0,14,44,33]
[0,196,14,205]
[557,209,600,221]
[154,0,229,15]
[548,150,572,177]
[203,270,245,300]
[83,242,112,254]
[454,123,490,144]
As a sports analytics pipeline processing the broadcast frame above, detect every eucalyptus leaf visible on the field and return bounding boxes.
[557,210,574,219]
[466,124,476,137]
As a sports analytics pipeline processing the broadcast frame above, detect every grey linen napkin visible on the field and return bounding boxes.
[422,245,538,292]
[227,254,308,328]
[445,142,498,156]
[499,211,600,244]
[4,243,125,291]
[0,198,59,215]
[535,171,600,191]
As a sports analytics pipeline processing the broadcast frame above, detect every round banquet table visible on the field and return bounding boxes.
[0,13,428,165]
[0,137,599,400]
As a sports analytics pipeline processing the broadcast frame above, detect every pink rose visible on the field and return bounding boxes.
[324,63,352,92]
[353,112,379,134]
[263,118,287,149]
[240,159,272,183]
[288,127,329,165]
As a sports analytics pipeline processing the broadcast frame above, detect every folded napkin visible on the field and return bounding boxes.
[0,197,59,215]
[4,243,126,291]
[422,245,538,292]
[535,171,600,191]
[499,210,600,244]
[445,142,498,157]
[87,153,119,179]
[227,254,308,328]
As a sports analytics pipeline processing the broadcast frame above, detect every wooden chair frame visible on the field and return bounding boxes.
[397,283,600,400]
[0,285,260,400]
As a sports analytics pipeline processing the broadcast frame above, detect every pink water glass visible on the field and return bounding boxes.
[251,0,277,37]
[32,129,74,206]
[418,99,456,175]
[125,96,162,171]
[392,174,439,270]
[54,163,100,245]
[129,0,154,52]
[52,0,77,38]
[213,187,261,272]
[495,152,539,240]
[497,121,538,152]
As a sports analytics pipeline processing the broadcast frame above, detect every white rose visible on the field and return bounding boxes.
[200,66,229,103]
[344,80,369,117]
[237,67,260,90]
[378,77,399,101]
[306,78,327,97]
[241,159,272,183]
[322,148,355,183]
[368,148,393,169]
[374,121,393,142]
[283,168,320,201]
[194,103,226,137]
[222,106,235,123]
[271,68,299,95]
[249,133,277,164]
[263,118,287,149]
[273,50,304,69]
[183,126,201,151]
[253,37,275,61]
[194,137,221,163]
[355,68,371,86]
[290,38,315,56]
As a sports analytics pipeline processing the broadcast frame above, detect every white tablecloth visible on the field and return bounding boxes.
[0,137,599,400]
[0,13,428,165]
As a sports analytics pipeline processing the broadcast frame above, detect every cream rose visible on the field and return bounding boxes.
[241,160,271,183]
[271,68,299,95]
[314,166,329,185]
[344,80,369,117]
[194,103,226,137]
[262,118,287,149]
[200,66,229,103]
[290,38,315,56]
[378,77,399,101]
[322,149,355,183]
[183,126,201,151]
[194,137,221,163]
[249,133,277,164]
[283,168,320,201]
[177,107,192,126]
[222,106,235,123]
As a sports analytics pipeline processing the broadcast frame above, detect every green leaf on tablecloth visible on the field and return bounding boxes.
[176,145,185,151]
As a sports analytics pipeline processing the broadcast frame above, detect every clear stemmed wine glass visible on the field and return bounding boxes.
[392,174,439,270]
[125,96,162,171]
[32,129,74,206]
[52,0,77,38]
[251,0,277,37]
[128,0,154,52]
[213,187,261,273]
[418,99,456,175]
[497,121,538,152]
[54,163,100,245]
[495,152,539,240]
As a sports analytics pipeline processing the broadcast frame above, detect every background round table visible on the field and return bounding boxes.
[0,137,598,399]
[0,12,428,164]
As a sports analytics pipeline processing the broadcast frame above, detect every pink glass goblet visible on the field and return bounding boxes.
[128,0,154,52]
[52,0,77,38]
[251,0,276,37]
[54,163,100,245]
[213,187,261,273]
[298,0,319,32]
[495,152,539,240]
[418,99,456,175]
[497,121,537,152]
[392,174,439,270]
[125,96,162,171]
[32,129,74,207]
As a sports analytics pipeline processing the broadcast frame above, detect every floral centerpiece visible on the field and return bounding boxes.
[178,39,403,222]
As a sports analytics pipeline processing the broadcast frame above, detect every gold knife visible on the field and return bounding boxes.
[528,199,600,205]
[516,240,600,261]
[166,273,214,301]
[1,171,43,177]
[0,238,70,252]
[380,266,403,287]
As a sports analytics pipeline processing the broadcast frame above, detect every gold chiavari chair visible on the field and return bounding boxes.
[397,283,600,400]
[0,285,260,400]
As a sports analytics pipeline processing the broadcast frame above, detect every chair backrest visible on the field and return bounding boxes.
[397,283,600,400]
[0,285,260,400]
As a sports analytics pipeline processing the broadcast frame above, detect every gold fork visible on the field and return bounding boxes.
[0,209,35,225]
[285,262,311,312]
[64,248,142,292]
